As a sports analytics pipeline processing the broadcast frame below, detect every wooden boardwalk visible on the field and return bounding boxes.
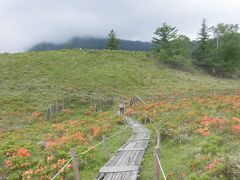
[96,117,150,180]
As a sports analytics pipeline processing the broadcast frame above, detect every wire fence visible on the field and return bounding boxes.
[153,130,167,180]
[154,154,167,180]
[45,94,114,121]
[130,88,240,106]
[51,124,129,180]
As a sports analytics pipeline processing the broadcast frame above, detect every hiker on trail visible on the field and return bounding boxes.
[119,100,125,115]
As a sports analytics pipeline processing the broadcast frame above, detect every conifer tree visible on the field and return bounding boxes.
[106,30,119,50]
[195,18,210,65]
[152,23,178,54]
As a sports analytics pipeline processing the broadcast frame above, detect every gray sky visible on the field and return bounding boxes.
[0,0,239,53]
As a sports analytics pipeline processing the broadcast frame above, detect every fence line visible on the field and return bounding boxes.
[153,130,167,180]
[77,140,104,156]
[130,88,240,106]
[51,124,129,179]
[154,154,167,180]
[105,125,129,140]
[134,94,147,105]
[45,94,114,121]
[51,157,73,180]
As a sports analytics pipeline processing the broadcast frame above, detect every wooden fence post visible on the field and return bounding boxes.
[120,128,124,145]
[156,130,160,149]
[153,130,161,180]
[70,148,80,180]
[102,135,109,160]
[62,99,65,109]
[111,97,114,106]
[234,82,237,95]
[153,146,160,180]
[56,101,58,112]
[46,107,50,121]
[100,100,102,111]
[50,105,53,116]
[95,103,98,112]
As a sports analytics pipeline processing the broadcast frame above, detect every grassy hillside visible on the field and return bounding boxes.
[1,49,239,126]
[0,49,239,179]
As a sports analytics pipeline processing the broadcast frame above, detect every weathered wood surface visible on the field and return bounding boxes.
[96,117,150,180]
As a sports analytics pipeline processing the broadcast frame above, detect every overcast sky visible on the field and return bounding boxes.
[0,0,239,53]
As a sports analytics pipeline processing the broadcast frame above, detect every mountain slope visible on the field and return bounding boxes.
[29,37,151,51]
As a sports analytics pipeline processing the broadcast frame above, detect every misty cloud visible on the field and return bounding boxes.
[0,0,239,52]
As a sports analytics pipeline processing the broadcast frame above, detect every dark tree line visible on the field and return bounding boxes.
[152,19,240,77]
[29,37,151,52]
[30,23,240,77]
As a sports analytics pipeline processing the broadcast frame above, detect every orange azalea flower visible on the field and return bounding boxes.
[74,132,85,141]
[34,166,45,174]
[209,163,215,172]
[51,164,57,170]
[52,124,65,130]
[47,155,54,162]
[102,125,109,129]
[45,132,87,150]
[20,162,31,168]
[91,127,100,136]
[57,159,66,165]
[61,109,75,114]
[5,160,12,168]
[196,127,211,136]
[22,169,34,176]
[232,125,240,135]
[6,151,11,157]
[202,117,224,127]
[32,111,41,118]
[18,148,31,157]
[208,159,220,172]
[67,164,73,169]
[83,110,91,116]
[68,120,77,126]
[232,117,240,123]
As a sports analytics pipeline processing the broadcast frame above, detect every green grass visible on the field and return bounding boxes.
[0,49,240,179]
[1,49,239,128]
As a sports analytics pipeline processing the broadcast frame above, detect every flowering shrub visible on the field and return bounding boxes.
[232,125,240,135]
[32,112,41,118]
[196,127,211,136]
[61,109,75,115]
[18,148,31,157]
[129,94,240,179]
[208,159,221,172]
[91,127,100,137]
[1,104,120,179]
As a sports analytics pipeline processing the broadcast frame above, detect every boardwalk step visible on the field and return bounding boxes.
[129,138,150,141]
[96,118,150,180]
[100,166,138,173]
[118,148,145,151]
[134,131,150,133]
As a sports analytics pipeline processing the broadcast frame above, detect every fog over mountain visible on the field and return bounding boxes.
[29,37,151,52]
[0,0,239,53]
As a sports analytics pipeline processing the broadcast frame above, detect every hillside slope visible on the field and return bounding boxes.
[0,49,240,179]
[0,49,239,127]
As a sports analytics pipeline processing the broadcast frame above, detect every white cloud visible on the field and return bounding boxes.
[0,0,239,52]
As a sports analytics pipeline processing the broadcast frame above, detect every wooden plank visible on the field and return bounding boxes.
[96,118,150,180]
[118,148,145,151]
[129,138,150,141]
[100,166,138,173]
[134,130,150,133]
